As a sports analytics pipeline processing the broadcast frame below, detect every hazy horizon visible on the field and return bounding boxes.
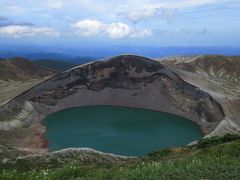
[0,45,240,59]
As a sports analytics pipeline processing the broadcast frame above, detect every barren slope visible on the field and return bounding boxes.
[164,55,240,83]
[163,55,240,137]
[0,57,55,81]
[0,57,56,107]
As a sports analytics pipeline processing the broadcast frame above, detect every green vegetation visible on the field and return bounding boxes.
[33,60,77,72]
[1,134,240,179]
[197,133,240,148]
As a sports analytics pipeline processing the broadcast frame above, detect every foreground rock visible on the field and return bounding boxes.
[0,145,132,169]
[0,55,226,151]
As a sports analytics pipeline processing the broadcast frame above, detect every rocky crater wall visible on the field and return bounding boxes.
[0,55,225,135]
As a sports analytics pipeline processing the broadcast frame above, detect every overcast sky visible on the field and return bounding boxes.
[0,0,240,46]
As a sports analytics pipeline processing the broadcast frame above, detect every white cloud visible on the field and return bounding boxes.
[127,8,176,23]
[7,5,28,14]
[47,0,63,9]
[178,0,219,8]
[122,0,219,23]
[130,29,152,37]
[106,23,130,39]
[73,19,104,36]
[139,0,219,10]
[160,8,176,23]
[73,19,151,39]
[174,28,208,35]
[153,28,208,36]
[128,10,156,23]
[0,25,60,38]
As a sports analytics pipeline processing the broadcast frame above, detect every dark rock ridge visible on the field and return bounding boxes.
[0,55,224,138]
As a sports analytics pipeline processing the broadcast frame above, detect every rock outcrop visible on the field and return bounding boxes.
[163,55,240,137]
[0,145,132,169]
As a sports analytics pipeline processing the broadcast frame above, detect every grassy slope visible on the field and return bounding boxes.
[33,60,77,72]
[1,134,240,179]
[33,57,96,72]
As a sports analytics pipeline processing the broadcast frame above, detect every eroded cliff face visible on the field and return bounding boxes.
[162,55,240,137]
[0,55,224,138]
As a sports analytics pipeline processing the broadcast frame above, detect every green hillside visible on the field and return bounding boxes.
[33,59,77,72]
[1,134,240,179]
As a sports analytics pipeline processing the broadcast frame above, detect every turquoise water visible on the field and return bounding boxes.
[43,106,202,156]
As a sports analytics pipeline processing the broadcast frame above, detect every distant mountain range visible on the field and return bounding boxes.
[24,52,96,63]
[0,51,97,65]
[0,46,240,73]
[0,54,96,72]
[0,57,55,81]
[33,59,78,72]
[0,45,239,61]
